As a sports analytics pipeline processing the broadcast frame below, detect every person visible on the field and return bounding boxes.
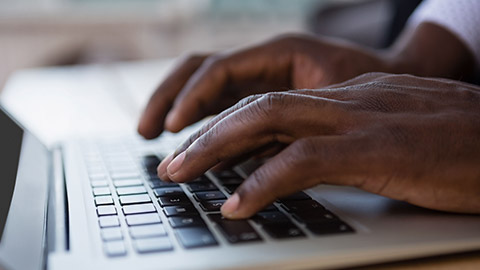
[137,0,480,219]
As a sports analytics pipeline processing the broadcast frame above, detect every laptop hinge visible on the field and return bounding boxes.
[47,146,69,256]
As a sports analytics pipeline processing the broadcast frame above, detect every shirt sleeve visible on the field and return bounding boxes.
[407,0,480,71]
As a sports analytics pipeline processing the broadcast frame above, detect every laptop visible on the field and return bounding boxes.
[1,63,480,270]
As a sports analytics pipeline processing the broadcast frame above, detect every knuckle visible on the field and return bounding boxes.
[254,92,290,118]
[202,54,226,72]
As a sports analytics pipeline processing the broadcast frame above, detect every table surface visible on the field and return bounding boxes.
[1,60,479,270]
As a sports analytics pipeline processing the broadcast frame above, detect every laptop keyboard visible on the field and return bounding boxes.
[82,140,354,257]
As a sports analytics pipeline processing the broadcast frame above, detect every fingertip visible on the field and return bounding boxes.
[137,114,163,139]
[165,111,183,133]
[221,193,242,219]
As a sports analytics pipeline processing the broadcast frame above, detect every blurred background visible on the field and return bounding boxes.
[0,0,420,90]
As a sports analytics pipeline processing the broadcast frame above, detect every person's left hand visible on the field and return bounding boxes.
[157,73,480,219]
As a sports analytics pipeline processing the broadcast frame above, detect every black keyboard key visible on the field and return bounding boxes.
[129,224,167,239]
[175,227,218,248]
[163,205,199,217]
[142,155,161,173]
[292,209,338,224]
[158,194,192,206]
[261,204,278,212]
[199,200,226,212]
[153,187,184,197]
[123,203,156,215]
[306,220,354,235]
[278,191,311,201]
[223,184,239,194]
[211,169,242,180]
[208,214,262,244]
[187,181,218,192]
[281,200,325,213]
[119,194,151,205]
[168,216,206,228]
[116,186,147,196]
[133,237,173,253]
[262,222,305,239]
[194,191,226,201]
[149,180,180,189]
[126,213,161,226]
[253,211,290,224]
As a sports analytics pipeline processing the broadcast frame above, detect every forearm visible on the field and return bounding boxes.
[381,22,475,80]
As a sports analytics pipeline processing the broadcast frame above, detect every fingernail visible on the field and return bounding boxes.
[158,153,174,181]
[167,151,186,177]
[221,193,240,218]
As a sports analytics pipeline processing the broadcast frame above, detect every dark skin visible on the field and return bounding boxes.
[138,22,479,218]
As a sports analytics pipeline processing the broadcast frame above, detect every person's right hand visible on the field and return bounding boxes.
[137,34,386,139]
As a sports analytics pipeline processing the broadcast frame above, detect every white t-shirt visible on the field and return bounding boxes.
[408,0,480,72]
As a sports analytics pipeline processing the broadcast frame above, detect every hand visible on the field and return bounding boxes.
[137,34,386,139]
[157,73,480,218]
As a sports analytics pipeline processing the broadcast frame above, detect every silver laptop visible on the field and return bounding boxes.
[1,74,480,270]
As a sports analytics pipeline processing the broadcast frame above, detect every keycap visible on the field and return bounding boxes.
[223,184,239,194]
[158,194,191,206]
[194,191,226,201]
[187,181,218,192]
[126,213,161,226]
[129,224,167,239]
[91,180,109,188]
[113,179,143,187]
[278,191,311,202]
[116,186,147,196]
[142,155,161,167]
[123,203,156,215]
[97,205,117,216]
[142,155,161,174]
[133,237,173,253]
[89,173,107,181]
[262,222,305,239]
[292,209,338,224]
[101,227,123,241]
[175,227,218,248]
[281,200,325,213]
[104,241,127,257]
[119,194,151,205]
[154,187,184,197]
[95,196,114,206]
[93,187,111,196]
[99,216,120,228]
[111,171,140,180]
[199,200,225,212]
[168,216,206,228]
[149,180,180,189]
[306,220,354,235]
[211,169,242,181]
[253,211,290,224]
[208,214,262,244]
[163,205,199,217]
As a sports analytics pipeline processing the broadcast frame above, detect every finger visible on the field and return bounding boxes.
[137,54,208,139]
[220,135,374,219]
[164,41,293,133]
[162,92,350,182]
[156,94,262,181]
